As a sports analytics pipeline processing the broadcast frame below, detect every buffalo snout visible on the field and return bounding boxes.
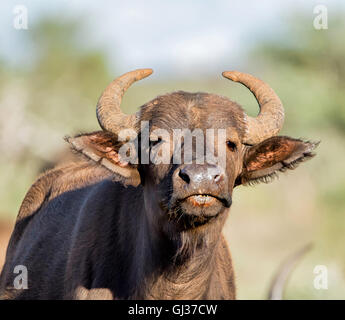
[170,163,231,226]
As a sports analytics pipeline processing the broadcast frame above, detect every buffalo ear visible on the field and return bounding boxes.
[238,136,319,185]
[66,131,140,187]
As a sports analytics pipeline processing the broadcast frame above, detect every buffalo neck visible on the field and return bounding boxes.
[126,198,223,299]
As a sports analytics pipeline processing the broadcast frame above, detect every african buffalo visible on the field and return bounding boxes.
[0,69,318,299]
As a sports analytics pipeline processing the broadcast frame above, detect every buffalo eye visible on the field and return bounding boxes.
[150,137,162,147]
[226,140,237,152]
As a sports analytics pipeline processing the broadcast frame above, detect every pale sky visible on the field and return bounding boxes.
[0,0,344,77]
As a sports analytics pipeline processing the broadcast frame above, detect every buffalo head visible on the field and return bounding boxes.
[67,69,318,238]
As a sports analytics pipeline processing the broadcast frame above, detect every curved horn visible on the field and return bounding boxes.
[268,243,313,300]
[222,71,284,145]
[96,68,153,134]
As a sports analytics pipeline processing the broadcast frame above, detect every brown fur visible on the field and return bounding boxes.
[0,92,317,300]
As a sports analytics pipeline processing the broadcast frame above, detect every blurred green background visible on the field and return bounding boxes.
[0,1,344,299]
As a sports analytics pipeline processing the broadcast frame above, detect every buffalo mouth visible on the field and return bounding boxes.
[181,193,231,208]
[185,194,218,207]
[168,193,231,230]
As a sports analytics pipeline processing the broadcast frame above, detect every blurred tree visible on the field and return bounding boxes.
[0,16,112,162]
[251,15,345,134]
[26,17,112,129]
[0,16,111,214]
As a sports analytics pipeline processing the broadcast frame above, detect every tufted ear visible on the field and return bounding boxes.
[66,131,140,187]
[238,136,319,185]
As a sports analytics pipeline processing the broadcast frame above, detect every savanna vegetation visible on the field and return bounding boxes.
[0,14,344,299]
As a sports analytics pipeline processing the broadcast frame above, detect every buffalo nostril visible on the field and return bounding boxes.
[214,174,222,183]
[179,169,190,184]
